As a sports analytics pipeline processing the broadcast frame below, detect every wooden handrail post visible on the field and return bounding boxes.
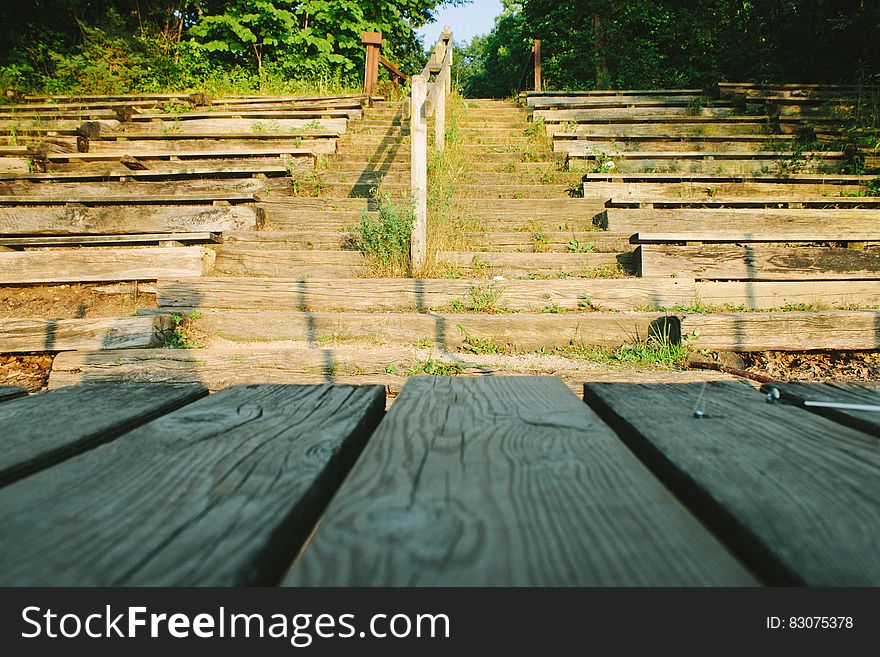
[410,73,428,273]
[362,31,382,96]
[441,26,453,95]
[533,39,542,92]
[435,78,446,152]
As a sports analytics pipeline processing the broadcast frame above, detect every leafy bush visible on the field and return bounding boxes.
[353,195,413,275]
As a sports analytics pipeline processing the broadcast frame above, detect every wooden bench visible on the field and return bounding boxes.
[584,381,880,584]
[0,383,385,585]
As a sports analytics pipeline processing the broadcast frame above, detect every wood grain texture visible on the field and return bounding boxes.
[0,386,27,403]
[0,232,217,247]
[584,181,869,200]
[0,383,385,585]
[0,315,170,352]
[0,383,206,487]
[155,277,880,313]
[0,179,265,199]
[583,381,880,585]
[682,311,880,351]
[284,376,756,586]
[603,208,879,238]
[193,309,673,350]
[639,245,880,280]
[768,382,880,438]
[0,205,256,235]
[0,246,214,284]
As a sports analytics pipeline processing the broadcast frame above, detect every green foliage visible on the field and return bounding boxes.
[353,195,413,275]
[163,311,203,349]
[406,358,464,376]
[0,1,461,94]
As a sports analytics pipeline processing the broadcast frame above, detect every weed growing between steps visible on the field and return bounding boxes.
[353,192,413,276]
[163,311,204,349]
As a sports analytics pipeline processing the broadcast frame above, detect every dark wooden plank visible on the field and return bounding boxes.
[0,383,206,487]
[0,386,27,403]
[0,383,385,585]
[764,382,880,438]
[284,376,757,586]
[583,381,880,585]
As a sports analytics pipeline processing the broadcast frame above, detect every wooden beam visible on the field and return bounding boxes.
[0,246,214,284]
[0,384,206,488]
[0,384,385,585]
[284,376,755,585]
[638,244,880,280]
[0,315,171,352]
[533,39,542,92]
[583,381,880,585]
[681,310,880,351]
[410,73,428,273]
[0,387,27,403]
[0,205,256,235]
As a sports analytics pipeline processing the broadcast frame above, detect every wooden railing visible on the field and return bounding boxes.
[518,39,542,92]
[409,26,453,272]
[361,31,408,95]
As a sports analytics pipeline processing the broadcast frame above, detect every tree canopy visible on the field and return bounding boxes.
[0,1,462,93]
[461,1,880,97]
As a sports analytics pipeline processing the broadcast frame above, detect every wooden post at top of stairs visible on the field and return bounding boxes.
[361,31,382,96]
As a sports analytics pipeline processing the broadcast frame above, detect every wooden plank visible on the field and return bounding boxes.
[535,107,738,121]
[0,384,385,585]
[681,310,880,351]
[0,386,27,403]
[638,245,880,280]
[283,376,756,586]
[551,122,770,137]
[47,147,321,163]
[633,232,879,244]
[607,196,880,209]
[765,382,880,438]
[123,117,348,135]
[585,181,869,200]
[0,246,214,284]
[0,315,171,352]
[155,277,880,313]
[0,178,265,199]
[594,208,880,242]
[215,247,364,278]
[443,251,626,275]
[583,381,880,585]
[0,205,256,235]
[0,162,293,182]
[582,172,875,183]
[0,232,217,247]
[190,310,674,350]
[0,194,257,206]
[0,383,206,488]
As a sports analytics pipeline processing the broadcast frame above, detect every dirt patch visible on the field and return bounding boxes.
[1,353,53,391]
[740,350,880,382]
[0,283,156,319]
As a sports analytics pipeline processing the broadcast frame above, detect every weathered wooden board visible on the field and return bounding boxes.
[283,376,755,586]
[0,386,27,403]
[83,138,337,155]
[555,136,773,153]
[582,172,875,183]
[550,122,771,137]
[0,246,214,284]
[0,161,293,181]
[215,247,364,278]
[535,107,737,122]
[0,179,265,199]
[0,232,217,247]
[584,181,870,200]
[601,208,880,239]
[123,117,348,135]
[639,244,880,280]
[131,110,357,121]
[0,315,170,352]
[607,196,880,209]
[0,383,206,488]
[0,157,31,172]
[46,147,319,163]
[682,310,880,351]
[632,232,879,244]
[572,156,843,175]
[443,251,626,275]
[583,381,880,585]
[0,205,257,235]
[765,382,880,438]
[529,96,704,109]
[0,194,257,206]
[0,384,385,585]
[155,277,880,313]
[192,310,673,350]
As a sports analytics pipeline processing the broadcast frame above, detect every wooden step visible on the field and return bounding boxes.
[0,232,219,248]
[0,246,214,284]
[638,244,880,280]
[0,205,258,235]
[599,208,880,240]
[156,277,880,313]
[606,196,880,209]
[0,179,266,199]
[0,315,169,352]
[548,122,771,137]
[188,309,673,350]
[681,310,880,351]
[584,181,870,200]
